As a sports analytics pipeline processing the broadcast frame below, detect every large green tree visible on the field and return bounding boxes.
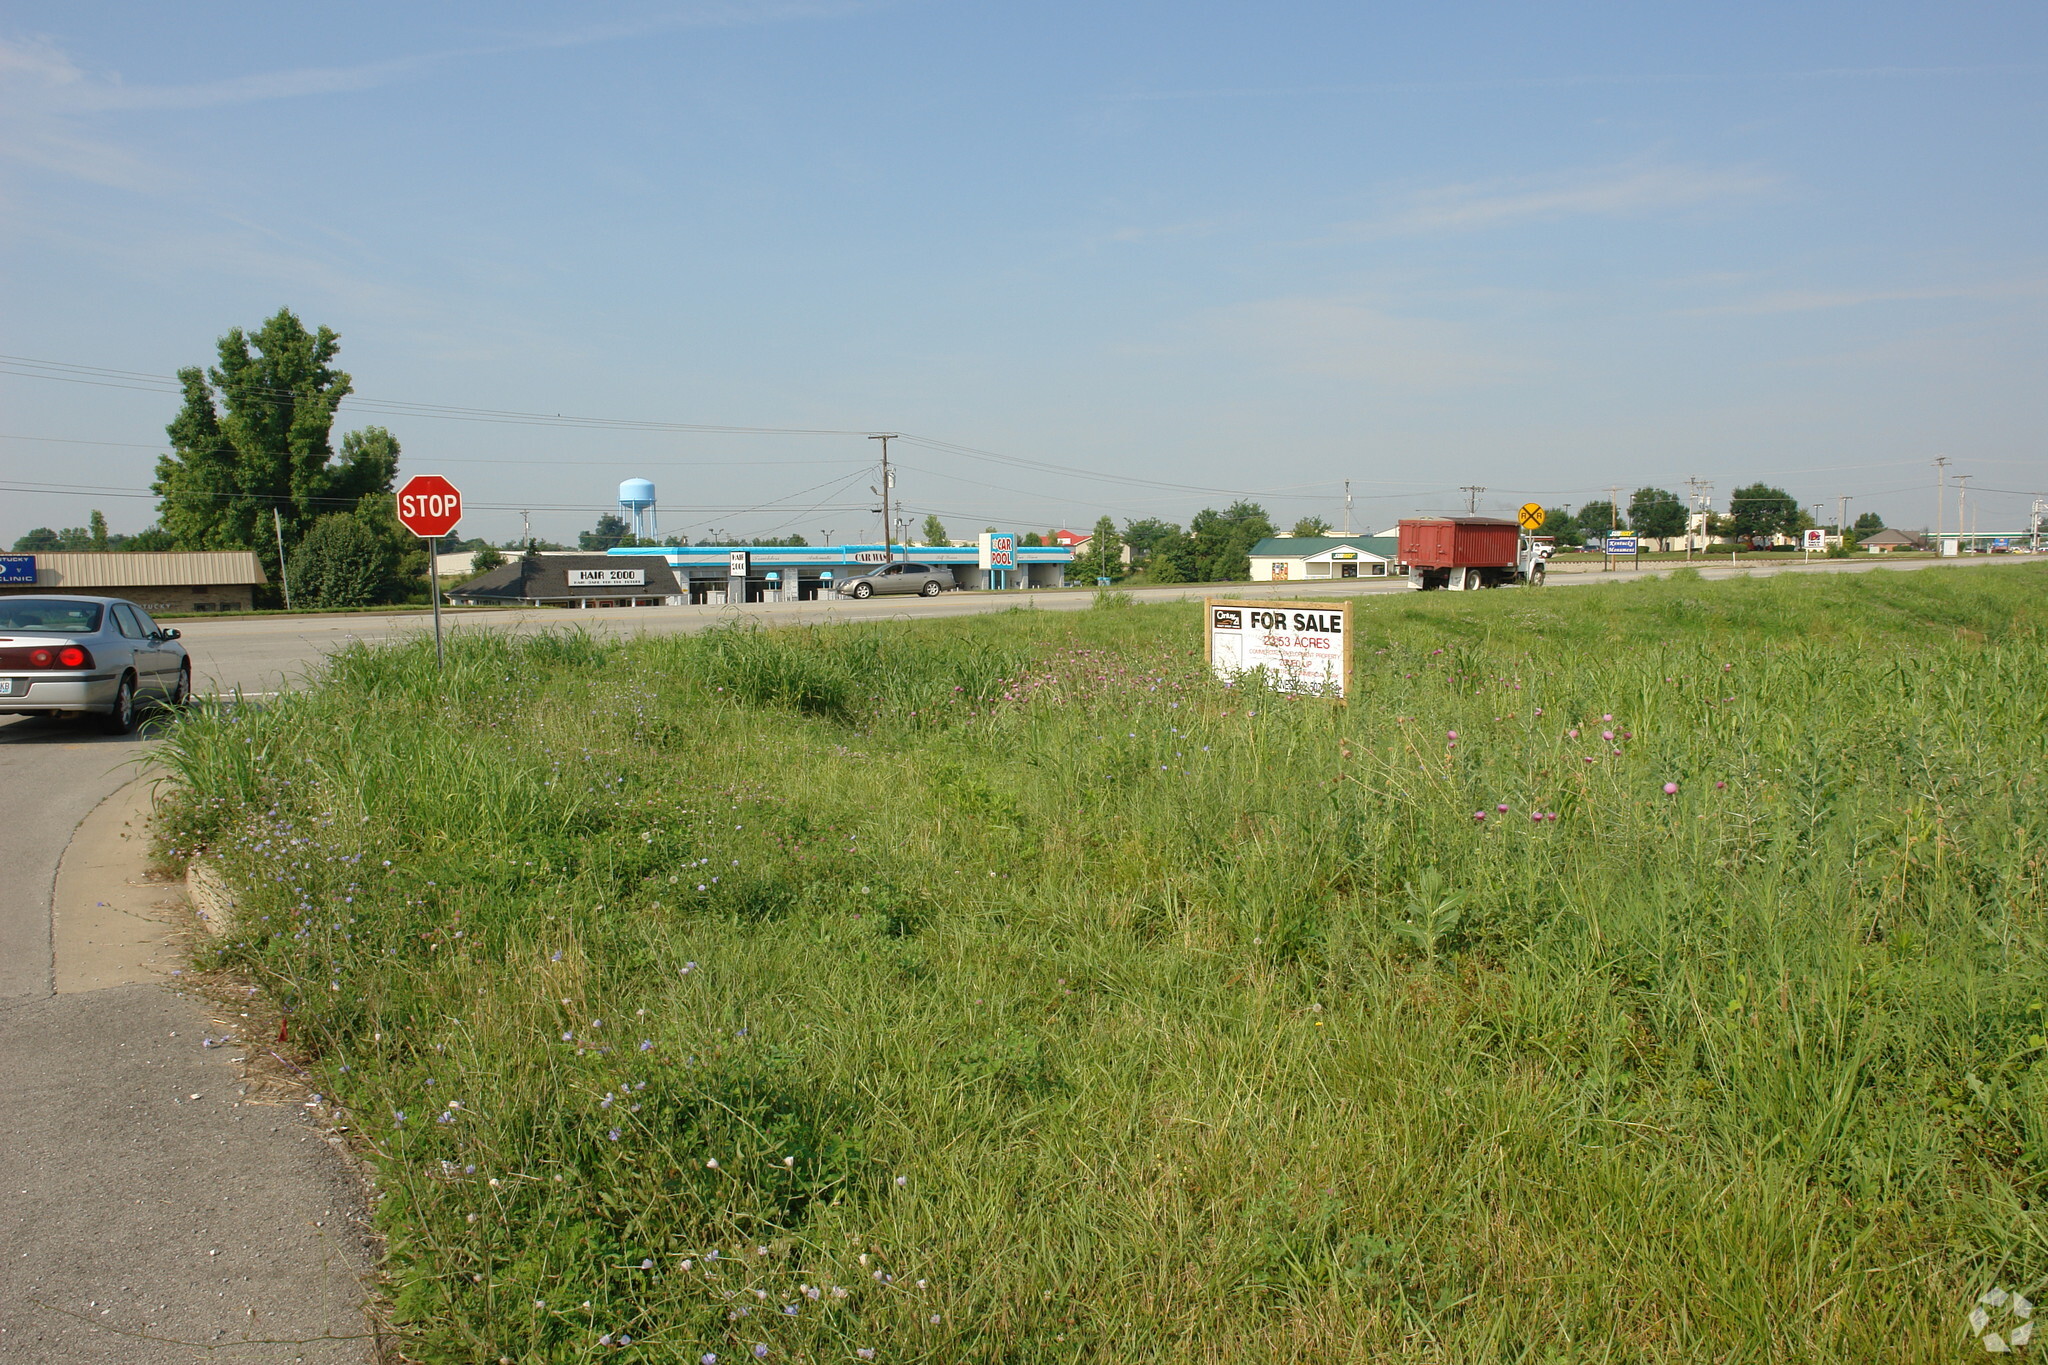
[1578,500,1623,536]
[1290,515,1333,538]
[1854,511,1885,532]
[1728,483,1801,542]
[1627,487,1688,540]
[153,309,399,579]
[920,513,949,546]
[288,513,393,609]
[1187,501,1274,582]
[1071,515,1124,582]
[1120,518,1181,568]
[580,513,632,551]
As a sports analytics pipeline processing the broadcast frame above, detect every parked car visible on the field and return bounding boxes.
[832,562,955,599]
[0,595,190,733]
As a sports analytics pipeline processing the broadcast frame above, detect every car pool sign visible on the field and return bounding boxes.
[1206,598,1351,699]
[396,475,462,539]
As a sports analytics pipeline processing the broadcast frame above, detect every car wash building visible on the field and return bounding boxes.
[604,538,1072,604]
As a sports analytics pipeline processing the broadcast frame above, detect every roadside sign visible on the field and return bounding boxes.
[1803,528,1826,551]
[395,475,461,669]
[978,532,1017,570]
[0,555,35,585]
[1605,535,1638,555]
[1518,503,1546,531]
[569,568,645,587]
[395,475,463,539]
[728,550,750,579]
[1206,598,1351,700]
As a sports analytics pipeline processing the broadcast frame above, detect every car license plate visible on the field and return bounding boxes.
[0,678,14,696]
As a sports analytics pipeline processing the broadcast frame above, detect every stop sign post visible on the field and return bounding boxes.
[396,475,463,667]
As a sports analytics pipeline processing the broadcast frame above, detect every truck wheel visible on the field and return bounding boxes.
[1528,564,1546,586]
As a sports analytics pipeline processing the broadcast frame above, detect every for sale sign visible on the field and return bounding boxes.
[1206,598,1351,699]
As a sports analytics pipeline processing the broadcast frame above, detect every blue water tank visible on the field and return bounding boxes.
[619,479,656,511]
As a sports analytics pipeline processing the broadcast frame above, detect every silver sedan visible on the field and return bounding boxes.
[832,562,955,599]
[0,595,190,733]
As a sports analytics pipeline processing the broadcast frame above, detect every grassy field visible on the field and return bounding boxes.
[152,564,2048,1362]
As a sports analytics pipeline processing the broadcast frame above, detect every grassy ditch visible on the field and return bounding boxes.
[151,564,2048,1362]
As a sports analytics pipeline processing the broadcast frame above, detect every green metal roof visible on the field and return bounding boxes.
[1248,536,1399,558]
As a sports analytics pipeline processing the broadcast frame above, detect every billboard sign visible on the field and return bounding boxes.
[1803,528,1826,551]
[0,555,34,585]
[1206,599,1351,699]
[568,568,646,587]
[978,532,1017,570]
[728,551,750,578]
[1605,535,1638,555]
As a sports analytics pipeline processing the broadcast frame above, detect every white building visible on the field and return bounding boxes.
[1246,534,1405,583]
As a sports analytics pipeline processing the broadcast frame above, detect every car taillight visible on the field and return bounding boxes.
[18,646,93,669]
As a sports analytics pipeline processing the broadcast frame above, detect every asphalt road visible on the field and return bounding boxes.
[177,553,2028,697]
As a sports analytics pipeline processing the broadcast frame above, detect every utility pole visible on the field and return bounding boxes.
[1606,485,1621,572]
[520,509,532,549]
[869,434,898,561]
[1460,485,1486,514]
[272,507,292,611]
[1954,474,1971,552]
[1838,495,1851,549]
[1343,480,1352,535]
[2033,499,2045,555]
[1684,477,1713,559]
[1810,503,1824,561]
[1933,455,1950,549]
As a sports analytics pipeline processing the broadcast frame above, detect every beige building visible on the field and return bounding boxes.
[1,551,268,613]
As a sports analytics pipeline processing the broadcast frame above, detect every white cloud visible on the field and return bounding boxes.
[1204,295,1530,391]
[1682,279,2048,316]
[1342,163,1777,239]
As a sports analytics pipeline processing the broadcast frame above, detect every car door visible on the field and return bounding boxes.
[108,602,160,691]
[128,604,179,695]
[877,564,909,594]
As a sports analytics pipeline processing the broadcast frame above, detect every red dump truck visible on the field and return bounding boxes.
[1398,516,1552,590]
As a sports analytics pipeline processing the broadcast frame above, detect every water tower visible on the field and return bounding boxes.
[618,479,657,541]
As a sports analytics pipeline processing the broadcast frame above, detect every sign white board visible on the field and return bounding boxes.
[1206,599,1351,699]
[1803,528,1826,551]
[978,532,1017,570]
[728,550,750,577]
[568,568,646,587]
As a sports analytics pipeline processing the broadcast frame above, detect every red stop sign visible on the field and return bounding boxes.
[395,475,463,538]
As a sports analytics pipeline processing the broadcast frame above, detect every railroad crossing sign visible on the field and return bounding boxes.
[395,475,463,539]
[1518,502,1546,531]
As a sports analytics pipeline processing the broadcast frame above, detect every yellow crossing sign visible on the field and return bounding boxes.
[1518,502,1546,531]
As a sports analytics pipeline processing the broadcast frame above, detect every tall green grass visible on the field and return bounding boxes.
[152,565,2048,1362]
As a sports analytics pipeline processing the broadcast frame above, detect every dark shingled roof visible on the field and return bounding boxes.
[448,554,684,603]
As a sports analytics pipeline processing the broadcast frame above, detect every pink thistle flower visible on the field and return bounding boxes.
[1663,782,1679,795]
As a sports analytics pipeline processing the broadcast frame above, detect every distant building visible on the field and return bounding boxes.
[0,551,267,613]
[1859,529,1927,553]
[447,553,688,608]
[1248,535,1405,583]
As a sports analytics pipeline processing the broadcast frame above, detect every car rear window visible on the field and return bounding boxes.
[0,600,103,633]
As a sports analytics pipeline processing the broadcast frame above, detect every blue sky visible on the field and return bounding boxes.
[2,1,2044,546]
